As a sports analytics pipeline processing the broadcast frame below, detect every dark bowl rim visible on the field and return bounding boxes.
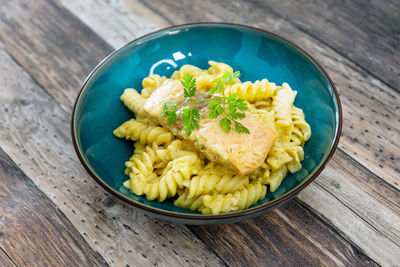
[71,22,343,221]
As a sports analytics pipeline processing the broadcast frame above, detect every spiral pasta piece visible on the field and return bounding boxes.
[254,100,272,109]
[176,64,204,79]
[285,145,304,173]
[120,89,147,119]
[266,140,293,170]
[195,73,218,91]
[214,174,249,194]
[201,182,267,214]
[144,168,185,201]
[207,60,234,75]
[116,62,312,214]
[271,83,297,127]
[174,191,205,211]
[187,163,222,198]
[125,144,157,177]
[225,79,278,103]
[155,140,196,162]
[141,74,167,98]
[124,144,159,195]
[265,166,288,192]
[143,154,202,201]
[291,106,311,145]
[113,119,173,146]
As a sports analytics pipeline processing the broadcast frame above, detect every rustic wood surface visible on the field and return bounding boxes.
[0,148,108,266]
[0,0,399,266]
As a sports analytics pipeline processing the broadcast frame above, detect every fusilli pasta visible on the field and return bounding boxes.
[225,79,278,103]
[120,89,147,119]
[114,61,311,214]
[113,119,173,146]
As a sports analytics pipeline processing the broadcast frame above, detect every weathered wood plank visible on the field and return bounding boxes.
[0,47,224,266]
[0,148,109,267]
[57,1,400,265]
[252,0,400,93]
[192,199,378,266]
[129,0,400,92]
[0,248,16,267]
[60,0,400,191]
[0,0,398,265]
[192,150,400,266]
[60,0,161,49]
[0,0,113,113]
[0,44,381,267]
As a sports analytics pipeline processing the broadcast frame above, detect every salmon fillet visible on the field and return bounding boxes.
[143,80,278,175]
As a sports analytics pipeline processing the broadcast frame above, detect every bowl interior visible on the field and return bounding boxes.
[73,24,340,218]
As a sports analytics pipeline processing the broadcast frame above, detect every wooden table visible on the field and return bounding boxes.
[0,0,399,266]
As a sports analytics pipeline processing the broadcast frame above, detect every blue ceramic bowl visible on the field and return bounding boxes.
[72,23,342,224]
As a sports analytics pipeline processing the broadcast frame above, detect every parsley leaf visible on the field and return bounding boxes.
[208,100,224,119]
[219,117,231,133]
[234,98,249,111]
[181,72,196,98]
[208,79,223,95]
[230,112,245,120]
[222,71,240,84]
[160,101,178,125]
[182,108,200,136]
[234,121,250,134]
[160,70,250,136]
[166,111,178,125]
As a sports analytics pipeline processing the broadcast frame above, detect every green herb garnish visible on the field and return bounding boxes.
[160,71,249,136]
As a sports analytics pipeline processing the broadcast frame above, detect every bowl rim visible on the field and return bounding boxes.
[71,22,342,221]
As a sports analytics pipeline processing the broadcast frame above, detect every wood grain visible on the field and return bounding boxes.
[132,0,400,92]
[192,150,400,266]
[0,0,399,266]
[0,51,382,267]
[0,148,109,266]
[60,0,161,49]
[192,199,378,266]
[247,0,400,93]
[0,0,113,113]
[0,248,16,267]
[0,46,223,266]
[58,1,400,265]
[61,0,400,191]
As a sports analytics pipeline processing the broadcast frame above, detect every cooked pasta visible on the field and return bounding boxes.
[271,83,297,128]
[120,89,147,118]
[141,74,167,98]
[114,61,311,214]
[225,79,278,103]
[201,182,267,214]
[142,154,201,201]
[186,163,222,198]
[113,119,173,146]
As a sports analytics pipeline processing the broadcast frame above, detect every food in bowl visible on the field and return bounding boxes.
[113,61,311,214]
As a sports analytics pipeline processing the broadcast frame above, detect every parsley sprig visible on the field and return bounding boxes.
[160,72,250,136]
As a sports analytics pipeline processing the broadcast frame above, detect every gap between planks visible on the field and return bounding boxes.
[0,42,380,266]
[250,0,400,93]
[0,0,398,266]
[60,0,400,189]
[0,247,17,267]
[0,47,224,267]
[0,147,110,266]
[58,0,400,264]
